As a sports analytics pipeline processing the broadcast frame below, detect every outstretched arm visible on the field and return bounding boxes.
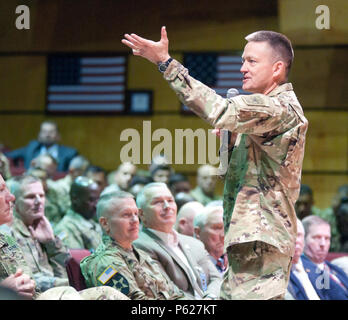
[121,26,171,64]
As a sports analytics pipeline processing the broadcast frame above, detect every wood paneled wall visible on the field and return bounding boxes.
[0,0,347,208]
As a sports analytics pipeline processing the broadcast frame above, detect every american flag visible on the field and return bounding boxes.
[46,55,127,112]
[183,53,248,98]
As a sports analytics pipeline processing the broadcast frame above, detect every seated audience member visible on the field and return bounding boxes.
[30,154,57,179]
[53,155,90,195]
[296,184,341,251]
[190,165,221,206]
[301,215,348,300]
[0,152,11,180]
[168,173,191,197]
[85,165,108,195]
[0,173,36,299]
[285,219,321,300]
[28,154,69,226]
[9,175,71,292]
[336,198,348,252]
[150,164,172,185]
[110,162,137,192]
[54,176,102,252]
[174,201,204,237]
[128,175,153,198]
[80,191,185,300]
[134,182,221,299]
[193,205,227,276]
[5,120,78,172]
[174,192,195,211]
[0,174,129,301]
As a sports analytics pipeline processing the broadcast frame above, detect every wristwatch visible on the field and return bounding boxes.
[158,57,173,73]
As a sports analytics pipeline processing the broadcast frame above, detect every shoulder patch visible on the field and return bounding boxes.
[105,271,130,295]
[98,265,118,285]
[241,95,268,106]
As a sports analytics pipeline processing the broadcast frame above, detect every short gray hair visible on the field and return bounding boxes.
[11,175,42,200]
[136,182,168,210]
[302,215,330,237]
[245,30,294,77]
[96,190,134,220]
[193,206,223,229]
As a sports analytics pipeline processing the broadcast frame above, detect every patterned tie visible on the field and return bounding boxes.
[216,254,227,273]
[324,263,347,292]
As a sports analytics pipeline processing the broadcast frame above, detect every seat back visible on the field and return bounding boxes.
[66,249,91,291]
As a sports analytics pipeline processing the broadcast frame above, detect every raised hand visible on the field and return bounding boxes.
[121,26,171,64]
[28,216,54,244]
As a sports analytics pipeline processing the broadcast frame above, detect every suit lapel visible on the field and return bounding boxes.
[142,228,203,296]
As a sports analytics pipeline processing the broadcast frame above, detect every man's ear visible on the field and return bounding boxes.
[273,60,286,81]
[138,208,145,225]
[194,226,201,239]
[99,216,109,234]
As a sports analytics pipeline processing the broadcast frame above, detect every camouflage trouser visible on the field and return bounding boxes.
[36,286,130,300]
[220,241,292,300]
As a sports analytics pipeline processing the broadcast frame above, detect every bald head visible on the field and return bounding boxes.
[70,176,100,219]
[175,201,204,236]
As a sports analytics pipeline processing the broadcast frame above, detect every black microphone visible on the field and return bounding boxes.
[226,88,239,99]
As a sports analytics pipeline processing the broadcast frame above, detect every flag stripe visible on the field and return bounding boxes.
[48,85,124,92]
[47,103,124,111]
[47,55,126,112]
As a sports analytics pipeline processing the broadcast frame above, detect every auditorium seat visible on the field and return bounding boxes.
[66,249,91,291]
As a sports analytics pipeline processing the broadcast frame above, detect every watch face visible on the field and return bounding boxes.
[159,64,166,72]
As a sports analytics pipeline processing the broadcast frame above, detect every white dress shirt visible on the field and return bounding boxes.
[148,228,200,298]
[293,259,320,300]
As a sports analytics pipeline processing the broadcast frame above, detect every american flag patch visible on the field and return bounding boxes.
[98,265,117,284]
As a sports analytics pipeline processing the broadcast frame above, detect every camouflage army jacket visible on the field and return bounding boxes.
[190,186,222,206]
[0,231,32,281]
[54,208,102,252]
[10,216,70,291]
[80,235,185,300]
[164,59,308,257]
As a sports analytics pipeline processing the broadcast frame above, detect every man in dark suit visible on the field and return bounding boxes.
[6,121,78,172]
[133,182,221,300]
[301,215,348,300]
[286,219,320,300]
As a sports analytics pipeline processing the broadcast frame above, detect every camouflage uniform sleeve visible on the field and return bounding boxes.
[80,253,153,300]
[0,232,33,280]
[55,222,85,249]
[164,59,288,135]
[42,236,71,277]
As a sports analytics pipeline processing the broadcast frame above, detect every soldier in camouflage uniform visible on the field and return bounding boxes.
[80,191,185,300]
[122,28,308,299]
[9,175,71,292]
[190,165,222,206]
[0,174,130,300]
[54,176,102,251]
